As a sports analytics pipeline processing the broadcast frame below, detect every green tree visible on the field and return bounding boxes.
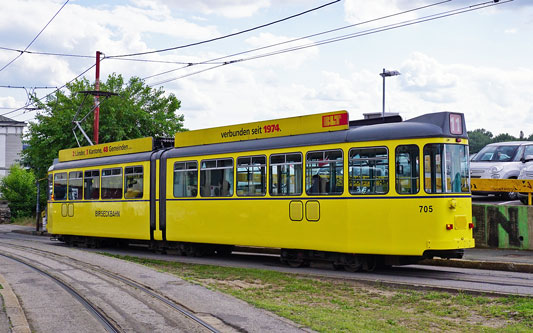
[22,73,185,180]
[0,164,37,219]
[467,128,493,153]
[492,133,518,143]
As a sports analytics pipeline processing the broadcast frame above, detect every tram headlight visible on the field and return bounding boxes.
[448,199,457,209]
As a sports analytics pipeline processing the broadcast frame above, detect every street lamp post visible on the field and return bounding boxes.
[379,68,401,118]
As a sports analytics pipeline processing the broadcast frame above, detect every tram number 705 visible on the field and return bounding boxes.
[419,205,433,213]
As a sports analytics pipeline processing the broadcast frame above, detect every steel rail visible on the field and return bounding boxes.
[0,252,121,333]
[0,243,220,333]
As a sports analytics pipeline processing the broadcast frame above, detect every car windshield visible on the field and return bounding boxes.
[472,145,519,162]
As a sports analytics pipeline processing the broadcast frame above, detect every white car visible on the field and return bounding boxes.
[470,141,533,200]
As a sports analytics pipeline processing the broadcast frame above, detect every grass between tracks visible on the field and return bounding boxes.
[106,254,533,332]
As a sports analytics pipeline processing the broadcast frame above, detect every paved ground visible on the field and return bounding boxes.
[0,225,311,333]
[2,224,533,332]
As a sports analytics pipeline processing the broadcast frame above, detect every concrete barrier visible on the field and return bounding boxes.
[472,204,533,250]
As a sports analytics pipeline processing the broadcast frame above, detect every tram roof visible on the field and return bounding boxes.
[50,111,467,171]
[165,112,465,159]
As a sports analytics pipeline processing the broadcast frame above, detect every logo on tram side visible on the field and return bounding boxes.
[95,210,120,217]
[322,113,348,128]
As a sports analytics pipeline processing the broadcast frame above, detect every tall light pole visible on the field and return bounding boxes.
[379,68,400,118]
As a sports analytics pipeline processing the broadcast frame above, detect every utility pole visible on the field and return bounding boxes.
[94,51,101,144]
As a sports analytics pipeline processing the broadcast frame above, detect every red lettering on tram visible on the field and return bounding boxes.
[322,113,348,128]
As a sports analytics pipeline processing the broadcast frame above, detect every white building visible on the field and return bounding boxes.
[0,115,26,178]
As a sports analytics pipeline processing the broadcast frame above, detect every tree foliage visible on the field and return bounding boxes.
[22,74,185,180]
[0,164,36,219]
[467,129,493,153]
[468,128,532,153]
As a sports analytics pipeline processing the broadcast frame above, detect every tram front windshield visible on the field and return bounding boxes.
[423,144,469,193]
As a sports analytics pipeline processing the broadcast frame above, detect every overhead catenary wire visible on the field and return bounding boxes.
[0,62,97,118]
[2,0,511,119]
[0,0,70,73]
[0,46,226,65]
[107,0,341,59]
[148,0,512,87]
[0,85,58,89]
[143,0,453,81]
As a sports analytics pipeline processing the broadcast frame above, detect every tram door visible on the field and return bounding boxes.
[63,171,84,218]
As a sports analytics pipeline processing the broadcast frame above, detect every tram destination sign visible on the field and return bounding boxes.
[58,137,153,162]
[175,110,349,147]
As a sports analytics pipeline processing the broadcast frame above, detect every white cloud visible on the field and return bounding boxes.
[344,0,420,25]
[242,33,319,69]
[153,0,271,18]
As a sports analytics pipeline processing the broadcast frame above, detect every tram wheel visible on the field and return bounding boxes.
[344,263,362,272]
[286,259,308,268]
[362,257,377,272]
[332,263,345,271]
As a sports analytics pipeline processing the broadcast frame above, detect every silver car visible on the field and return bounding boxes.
[518,158,533,205]
[470,141,533,200]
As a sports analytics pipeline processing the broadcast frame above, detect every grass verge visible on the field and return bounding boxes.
[9,216,34,226]
[106,254,533,332]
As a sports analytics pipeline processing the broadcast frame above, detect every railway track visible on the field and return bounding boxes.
[90,247,533,297]
[0,242,223,333]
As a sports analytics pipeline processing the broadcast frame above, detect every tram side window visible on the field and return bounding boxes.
[270,153,303,196]
[102,168,123,199]
[349,147,388,195]
[236,156,266,196]
[306,150,343,195]
[395,145,420,194]
[174,161,198,197]
[124,166,143,199]
[68,171,83,200]
[53,173,67,200]
[84,170,100,200]
[200,158,233,197]
[424,144,469,193]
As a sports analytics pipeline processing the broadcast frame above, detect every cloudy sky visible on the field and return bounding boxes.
[0,0,532,137]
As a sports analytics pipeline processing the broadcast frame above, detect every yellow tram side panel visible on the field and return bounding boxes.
[164,138,474,256]
[48,160,152,240]
[165,145,350,252]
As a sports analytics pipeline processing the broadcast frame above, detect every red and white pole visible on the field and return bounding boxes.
[93,51,101,144]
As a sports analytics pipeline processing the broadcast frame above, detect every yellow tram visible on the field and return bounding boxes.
[47,111,474,271]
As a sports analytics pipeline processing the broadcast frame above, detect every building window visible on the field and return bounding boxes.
[395,145,420,194]
[68,171,83,200]
[174,161,198,197]
[84,170,100,200]
[124,166,143,199]
[236,156,266,196]
[306,150,343,195]
[270,153,302,196]
[102,168,123,199]
[54,173,67,200]
[349,147,388,195]
[200,158,233,197]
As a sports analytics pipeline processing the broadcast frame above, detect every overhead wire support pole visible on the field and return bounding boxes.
[94,51,101,144]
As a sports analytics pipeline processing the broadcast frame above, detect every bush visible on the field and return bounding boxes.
[0,164,36,219]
